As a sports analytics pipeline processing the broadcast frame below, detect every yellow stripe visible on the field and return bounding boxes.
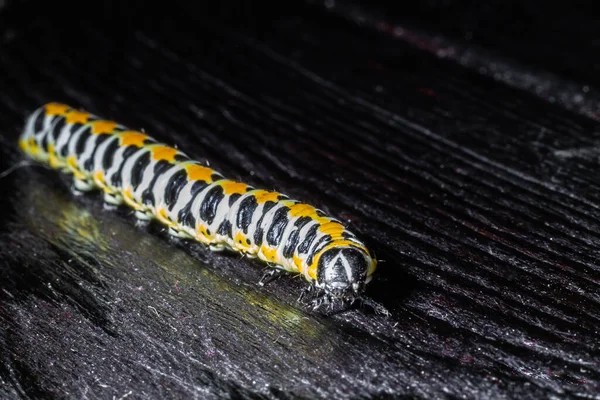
[47,144,63,168]
[319,221,345,236]
[65,111,90,124]
[92,120,117,135]
[18,139,28,153]
[293,253,304,273]
[220,180,248,195]
[185,164,214,182]
[45,103,70,116]
[93,170,108,190]
[66,155,86,179]
[254,190,280,204]
[195,224,215,243]
[122,187,143,210]
[289,203,314,217]
[234,232,250,250]
[26,137,39,156]
[261,246,278,263]
[119,131,148,147]
[151,146,178,162]
[156,206,174,226]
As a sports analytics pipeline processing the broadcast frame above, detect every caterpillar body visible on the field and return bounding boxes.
[19,102,377,309]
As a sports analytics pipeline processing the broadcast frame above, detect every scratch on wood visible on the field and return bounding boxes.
[554,146,600,159]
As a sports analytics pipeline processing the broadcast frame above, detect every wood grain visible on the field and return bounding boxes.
[0,1,598,398]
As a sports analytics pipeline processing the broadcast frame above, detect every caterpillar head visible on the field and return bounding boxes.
[315,246,375,299]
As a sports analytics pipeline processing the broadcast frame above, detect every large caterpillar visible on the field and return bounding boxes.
[19,102,378,310]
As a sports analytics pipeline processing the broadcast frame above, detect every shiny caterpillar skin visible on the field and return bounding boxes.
[19,102,377,308]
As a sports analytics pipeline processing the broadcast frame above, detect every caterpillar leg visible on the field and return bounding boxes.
[103,192,123,205]
[73,178,94,192]
[359,297,391,316]
[296,285,361,314]
[258,268,285,286]
[297,282,317,304]
[309,293,350,314]
[135,210,154,221]
[310,294,330,311]
[168,226,193,239]
[209,244,225,252]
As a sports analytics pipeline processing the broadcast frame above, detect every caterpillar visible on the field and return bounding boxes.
[18,102,378,310]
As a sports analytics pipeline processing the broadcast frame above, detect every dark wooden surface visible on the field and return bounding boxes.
[1,1,599,398]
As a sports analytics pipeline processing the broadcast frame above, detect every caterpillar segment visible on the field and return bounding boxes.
[19,102,378,307]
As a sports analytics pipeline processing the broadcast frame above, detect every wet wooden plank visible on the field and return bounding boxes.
[305,0,600,121]
[0,1,598,398]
